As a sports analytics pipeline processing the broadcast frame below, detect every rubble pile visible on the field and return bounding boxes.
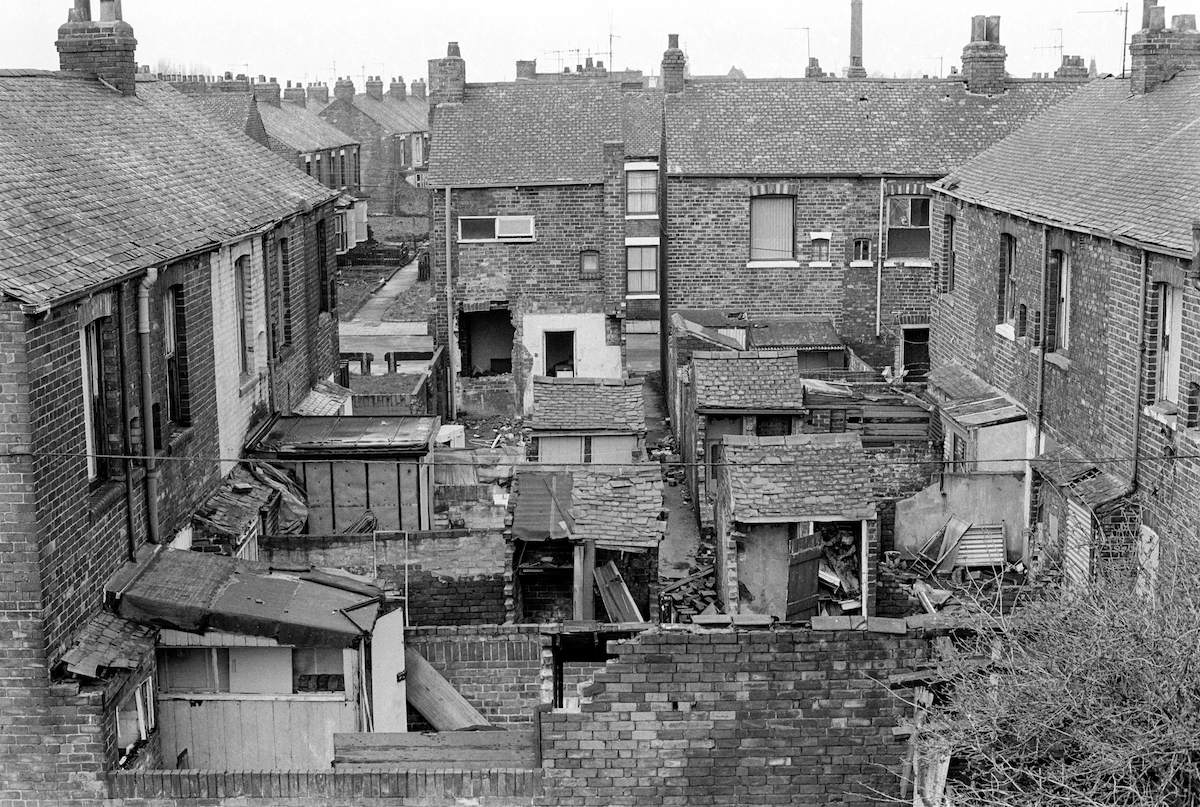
[659,565,717,622]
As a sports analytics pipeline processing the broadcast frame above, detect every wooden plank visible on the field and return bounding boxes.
[333,730,536,770]
[398,463,420,531]
[933,516,972,574]
[305,462,334,536]
[403,646,490,731]
[593,561,642,623]
[367,462,400,532]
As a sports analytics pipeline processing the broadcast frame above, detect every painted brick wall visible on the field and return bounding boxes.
[539,627,928,806]
[404,626,547,728]
[261,529,508,626]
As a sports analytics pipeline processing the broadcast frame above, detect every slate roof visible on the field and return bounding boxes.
[192,466,279,543]
[188,92,261,141]
[692,350,807,410]
[571,465,664,551]
[60,611,156,679]
[530,377,646,432]
[260,101,359,152]
[666,77,1082,176]
[428,83,661,187]
[351,93,429,135]
[0,72,336,307]
[933,73,1200,255]
[1033,444,1130,511]
[722,433,875,521]
[292,379,353,417]
[748,316,843,350]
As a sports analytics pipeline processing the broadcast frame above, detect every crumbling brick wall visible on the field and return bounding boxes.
[540,626,927,806]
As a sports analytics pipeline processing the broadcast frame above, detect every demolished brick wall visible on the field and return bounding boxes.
[540,626,927,806]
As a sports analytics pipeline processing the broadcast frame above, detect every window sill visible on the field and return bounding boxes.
[995,322,1016,341]
[1041,351,1072,372]
[884,258,933,268]
[457,238,537,244]
[625,214,659,221]
[161,425,195,456]
[808,261,834,268]
[157,692,347,703]
[625,293,660,300]
[849,260,874,268]
[746,260,801,269]
[1144,401,1180,430]
[239,373,259,397]
[89,480,125,520]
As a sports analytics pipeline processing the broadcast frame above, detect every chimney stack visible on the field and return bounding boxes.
[307,82,329,106]
[806,57,826,78]
[428,42,466,109]
[662,33,686,93]
[1054,55,1089,79]
[57,0,138,96]
[961,15,1007,95]
[252,76,281,106]
[411,78,426,99]
[848,0,867,78]
[366,75,384,101]
[1130,2,1200,94]
[516,59,537,80]
[283,80,306,106]
[388,76,407,100]
[333,76,356,102]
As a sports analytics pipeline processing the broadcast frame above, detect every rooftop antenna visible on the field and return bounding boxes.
[927,55,944,78]
[1034,28,1065,69]
[608,16,621,69]
[1079,4,1129,77]
[786,27,812,68]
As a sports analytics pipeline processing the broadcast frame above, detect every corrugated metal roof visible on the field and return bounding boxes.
[247,415,439,455]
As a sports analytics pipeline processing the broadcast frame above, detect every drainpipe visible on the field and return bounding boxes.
[138,267,161,543]
[444,186,457,419]
[116,284,137,561]
[876,178,885,337]
[1033,226,1049,456]
[1131,248,1150,490]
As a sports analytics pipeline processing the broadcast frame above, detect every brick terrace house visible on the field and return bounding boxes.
[0,1,345,800]
[426,42,663,416]
[174,74,368,254]
[317,75,431,219]
[925,1,1200,588]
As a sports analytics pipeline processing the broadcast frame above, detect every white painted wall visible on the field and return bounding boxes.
[520,313,623,413]
[370,609,407,732]
[212,238,270,475]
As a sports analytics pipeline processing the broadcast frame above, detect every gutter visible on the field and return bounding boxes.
[137,267,161,543]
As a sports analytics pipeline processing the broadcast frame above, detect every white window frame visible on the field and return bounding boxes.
[457,215,536,243]
[1050,249,1071,352]
[809,231,832,266]
[80,321,104,481]
[887,196,932,261]
[1159,282,1184,404]
[625,236,659,297]
[625,163,659,218]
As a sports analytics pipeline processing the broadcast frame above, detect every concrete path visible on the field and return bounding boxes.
[351,258,418,323]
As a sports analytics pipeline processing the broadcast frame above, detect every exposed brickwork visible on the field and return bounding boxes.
[539,627,928,806]
[261,529,508,626]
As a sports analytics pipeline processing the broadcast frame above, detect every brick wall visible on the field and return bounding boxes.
[262,529,508,626]
[404,626,547,728]
[539,626,928,806]
[666,176,935,367]
[319,101,413,217]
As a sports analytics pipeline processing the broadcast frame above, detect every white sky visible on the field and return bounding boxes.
[5,1,1150,87]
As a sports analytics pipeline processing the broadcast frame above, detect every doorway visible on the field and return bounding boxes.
[901,326,930,382]
[544,331,575,377]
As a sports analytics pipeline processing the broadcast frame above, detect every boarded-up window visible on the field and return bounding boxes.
[750,196,795,261]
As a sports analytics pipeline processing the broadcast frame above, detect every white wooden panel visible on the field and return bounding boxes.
[1064,499,1093,590]
[591,435,635,465]
[228,647,291,695]
[367,463,400,531]
[540,436,583,463]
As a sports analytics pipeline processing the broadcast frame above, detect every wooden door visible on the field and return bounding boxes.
[786,526,823,620]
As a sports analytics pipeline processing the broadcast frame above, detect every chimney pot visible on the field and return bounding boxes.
[447,41,461,58]
[225,71,232,80]
[1175,14,1198,32]
[1149,5,1166,31]
[962,15,1007,94]
[668,33,679,48]
[970,15,987,43]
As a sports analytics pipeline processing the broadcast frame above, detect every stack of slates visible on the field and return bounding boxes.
[659,566,717,622]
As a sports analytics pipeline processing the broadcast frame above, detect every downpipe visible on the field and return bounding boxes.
[138,267,160,543]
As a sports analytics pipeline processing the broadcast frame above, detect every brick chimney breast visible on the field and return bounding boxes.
[253,77,281,106]
[428,42,466,107]
[662,33,686,93]
[57,0,138,96]
[1131,2,1200,93]
[334,76,356,102]
[411,78,426,99]
[366,75,384,101]
[516,59,537,80]
[388,76,407,100]
[961,14,1007,95]
[284,80,306,106]
[308,82,329,106]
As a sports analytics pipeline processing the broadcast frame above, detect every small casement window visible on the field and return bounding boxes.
[998,234,1017,324]
[853,238,872,262]
[234,256,252,375]
[626,245,658,294]
[810,235,831,263]
[317,219,332,313]
[582,435,594,464]
[579,250,601,279]
[626,170,658,215]
[1046,249,1070,352]
[458,216,536,242]
[887,197,932,260]
[304,157,312,176]
[335,213,348,253]
[943,215,956,291]
[278,237,292,344]
[750,196,795,261]
[163,285,189,427]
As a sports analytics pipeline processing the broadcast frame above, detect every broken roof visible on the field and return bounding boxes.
[670,312,745,351]
[192,466,279,543]
[60,611,156,679]
[722,433,875,522]
[747,315,843,351]
[113,548,381,647]
[927,364,1025,428]
[530,377,646,432]
[692,351,807,411]
[933,73,1200,256]
[510,466,664,551]
[428,83,661,187]
[0,72,337,308]
[292,379,353,417]
[246,415,439,456]
[1034,444,1130,511]
[666,77,1082,176]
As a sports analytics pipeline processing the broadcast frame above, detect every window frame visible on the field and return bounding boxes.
[749,195,796,263]
[998,234,1017,325]
[853,238,872,263]
[625,169,658,216]
[163,285,189,427]
[457,215,536,243]
[1047,249,1070,352]
[278,237,292,345]
[234,256,252,375]
[80,318,110,483]
[1158,282,1184,404]
[809,232,832,264]
[886,196,932,261]
[579,250,601,279]
[625,243,659,296]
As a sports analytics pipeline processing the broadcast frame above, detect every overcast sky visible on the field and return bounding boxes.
[7,1,1144,88]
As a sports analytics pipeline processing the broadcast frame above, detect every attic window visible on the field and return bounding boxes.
[459,216,536,243]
